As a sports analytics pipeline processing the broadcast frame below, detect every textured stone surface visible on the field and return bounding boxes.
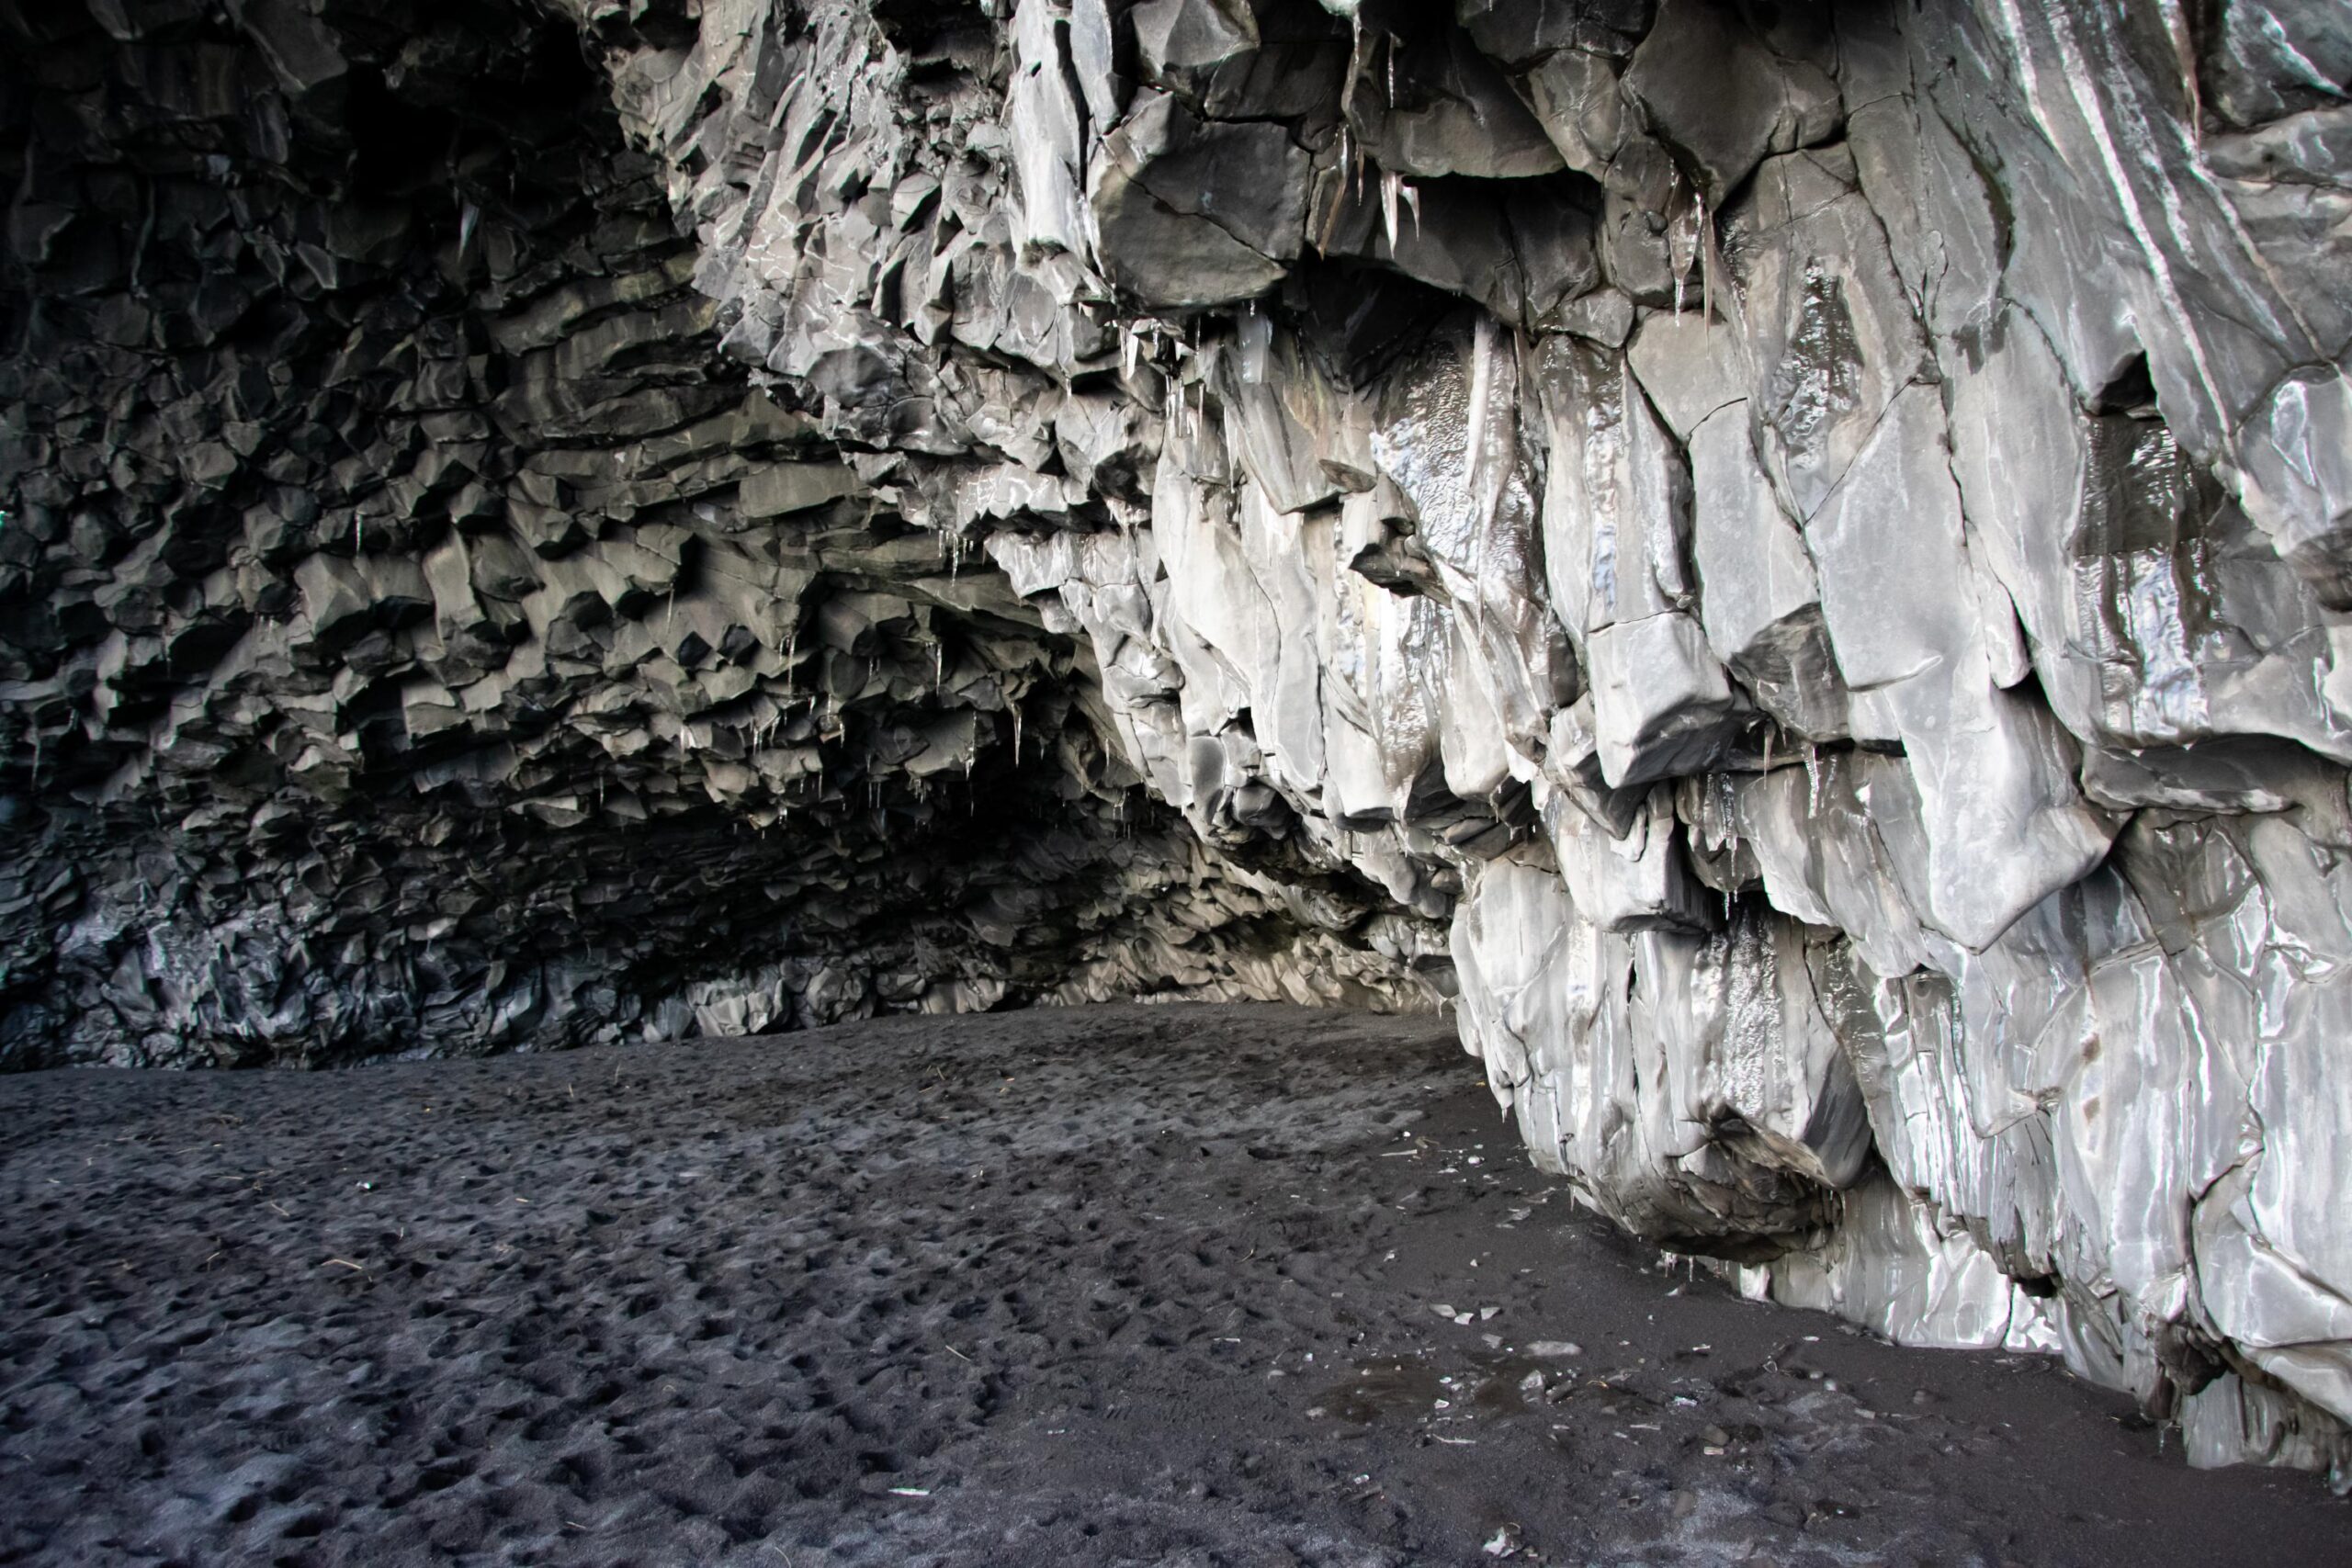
[0,0,1442,1072]
[7,0,2352,1483]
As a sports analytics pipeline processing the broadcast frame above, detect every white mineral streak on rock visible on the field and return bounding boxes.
[15,0,2352,1483]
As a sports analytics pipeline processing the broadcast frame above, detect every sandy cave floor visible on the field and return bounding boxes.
[1,1003,2346,1567]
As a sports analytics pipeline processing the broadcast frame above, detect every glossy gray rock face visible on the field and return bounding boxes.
[6,0,2352,1483]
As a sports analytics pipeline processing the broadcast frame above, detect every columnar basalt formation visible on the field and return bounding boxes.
[6,0,2352,1482]
[0,0,1441,1067]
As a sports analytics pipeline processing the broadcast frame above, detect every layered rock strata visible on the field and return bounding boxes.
[7,0,2352,1481]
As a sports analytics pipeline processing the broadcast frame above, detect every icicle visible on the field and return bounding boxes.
[1012,702,1023,760]
[1342,10,1364,122]
[1697,194,1712,324]
[1380,169,1402,252]
[1465,315,1496,497]
[1804,741,1822,817]
[1401,181,1421,238]
[1668,178,1703,318]
[1238,300,1272,385]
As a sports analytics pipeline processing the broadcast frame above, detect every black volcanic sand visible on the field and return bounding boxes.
[3,1005,2346,1567]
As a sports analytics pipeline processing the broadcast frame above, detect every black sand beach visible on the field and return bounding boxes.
[2,1004,2345,1566]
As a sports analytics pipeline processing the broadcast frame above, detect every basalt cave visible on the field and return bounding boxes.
[6,0,2352,1500]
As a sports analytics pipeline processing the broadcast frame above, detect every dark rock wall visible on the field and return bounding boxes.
[8,0,2352,1480]
[0,0,1438,1066]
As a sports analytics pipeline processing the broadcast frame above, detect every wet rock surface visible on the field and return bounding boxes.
[4,1005,2346,1567]
[9,0,2352,1486]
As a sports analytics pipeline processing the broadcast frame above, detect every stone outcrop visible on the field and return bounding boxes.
[8,0,2352,1483]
